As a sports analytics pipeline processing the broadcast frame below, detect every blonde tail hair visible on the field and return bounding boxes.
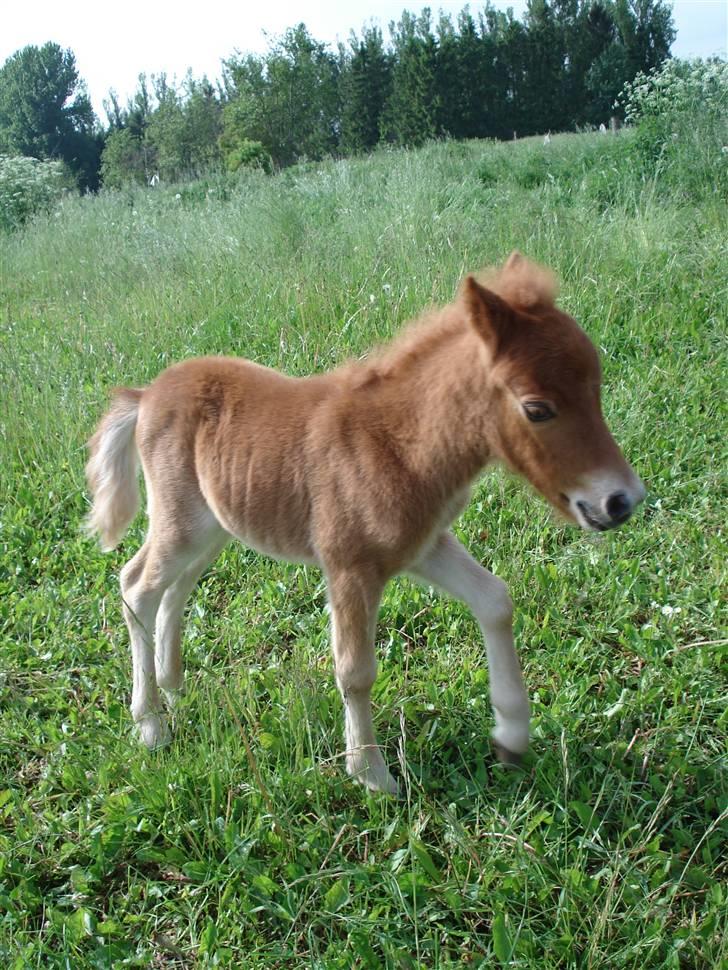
[85,388,143,550]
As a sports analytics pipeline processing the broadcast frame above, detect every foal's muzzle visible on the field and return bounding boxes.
[577,493,632,531]
[570,477,646,531]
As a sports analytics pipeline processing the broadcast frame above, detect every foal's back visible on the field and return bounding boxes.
[138,356,333,563]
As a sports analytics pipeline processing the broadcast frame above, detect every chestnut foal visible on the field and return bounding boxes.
[86,254,644,794]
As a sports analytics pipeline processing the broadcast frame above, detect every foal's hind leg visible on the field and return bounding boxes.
[154,530,229,707]
[327,568,399,795]
[121,513,221,749]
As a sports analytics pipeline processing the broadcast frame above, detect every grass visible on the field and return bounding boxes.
[1,131,726,968]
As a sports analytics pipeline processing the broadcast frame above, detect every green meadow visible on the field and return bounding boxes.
[1,129,726,967]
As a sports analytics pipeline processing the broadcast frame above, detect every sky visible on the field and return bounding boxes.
[1,0,726,119]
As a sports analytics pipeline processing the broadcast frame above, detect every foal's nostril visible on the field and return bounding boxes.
[605,491,631,522]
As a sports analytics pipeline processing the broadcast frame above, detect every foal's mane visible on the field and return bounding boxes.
[342,254,559,389]
[344,306,463,389]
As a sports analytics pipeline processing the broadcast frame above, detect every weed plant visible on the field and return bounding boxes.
[1,117,726,966]
[0,155,69,232]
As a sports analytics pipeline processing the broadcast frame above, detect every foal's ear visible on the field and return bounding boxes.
[461,275,513,355]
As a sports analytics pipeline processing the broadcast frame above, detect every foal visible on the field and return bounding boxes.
[86,253,644,794]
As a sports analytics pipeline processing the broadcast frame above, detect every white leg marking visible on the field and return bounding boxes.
[121,553,170,750]
[411,532,530,757]
[154,532,228,705]
[121,539,209,749]
[329,573,399,795]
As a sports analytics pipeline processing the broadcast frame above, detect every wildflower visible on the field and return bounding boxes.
[650,601,682,618]
[661,605,682,617]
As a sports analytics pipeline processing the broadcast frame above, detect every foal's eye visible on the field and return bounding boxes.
[523,401,556,423]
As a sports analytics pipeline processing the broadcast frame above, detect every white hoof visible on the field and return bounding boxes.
[136,712,171,750]
[491,711,530,758]
[346,747,400,796]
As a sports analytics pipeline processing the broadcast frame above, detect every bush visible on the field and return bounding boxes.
[224,138,271,174]
[0,154,69,231]
[619,59,728,201]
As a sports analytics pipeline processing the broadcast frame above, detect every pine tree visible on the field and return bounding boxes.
[339,26,392,154]
[522,0,567,134]
[381,10,440,147]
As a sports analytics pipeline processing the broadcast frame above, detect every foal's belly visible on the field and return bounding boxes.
[197,453,319,566]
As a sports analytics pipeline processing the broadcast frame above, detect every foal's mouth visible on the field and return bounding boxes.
[575,499,631,532]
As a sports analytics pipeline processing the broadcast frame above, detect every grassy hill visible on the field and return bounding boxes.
[1,130,726,967]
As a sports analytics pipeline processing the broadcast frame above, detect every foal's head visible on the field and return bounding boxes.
[463,253,645,530]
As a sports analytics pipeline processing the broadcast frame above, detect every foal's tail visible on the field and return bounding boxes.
[85,388,143,551]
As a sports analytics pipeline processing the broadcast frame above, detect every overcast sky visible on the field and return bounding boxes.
[2,0,726,118]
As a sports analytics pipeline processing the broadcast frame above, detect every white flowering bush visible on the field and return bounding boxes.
[0,155,68,232]
[621,58,728,124]
[618,59,728,200]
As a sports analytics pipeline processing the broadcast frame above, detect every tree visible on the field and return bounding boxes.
[574,1,619,123]
[450,9,491,139]
[522,0,567,134]
[339,26,392,154]
[381,10,440,146]
[224,25,339,167]
[0,42,100,190]
[99,75,157,185]
[587,0,675,121]
[613,0,675,77]
[433,13,462,138]
[484,5,531,139]
[146,74,223,180]
[100,127,149,186]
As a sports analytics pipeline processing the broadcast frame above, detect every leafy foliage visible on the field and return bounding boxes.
[221,137,271,175]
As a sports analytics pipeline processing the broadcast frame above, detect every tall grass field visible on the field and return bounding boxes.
[2,117,727,965]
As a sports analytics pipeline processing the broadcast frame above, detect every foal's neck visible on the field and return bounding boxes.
[371,316,494,498]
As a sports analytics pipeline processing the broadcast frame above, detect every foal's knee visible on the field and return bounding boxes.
[479,577,513,629]
[336,653,377,697]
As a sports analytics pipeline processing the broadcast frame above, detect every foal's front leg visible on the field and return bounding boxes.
[411,532,530,762]
[327,569,399,795]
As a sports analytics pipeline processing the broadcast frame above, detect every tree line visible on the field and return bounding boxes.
[0,1,675,190]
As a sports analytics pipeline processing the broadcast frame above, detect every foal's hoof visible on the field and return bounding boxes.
[492,741,524,767]
[136,712,171,750]
[355,766,400,797]
[347,752,400,796]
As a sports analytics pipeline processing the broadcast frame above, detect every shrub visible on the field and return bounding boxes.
[224,138,271,175]
[0,154,68,231]
[619,59,728,200]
